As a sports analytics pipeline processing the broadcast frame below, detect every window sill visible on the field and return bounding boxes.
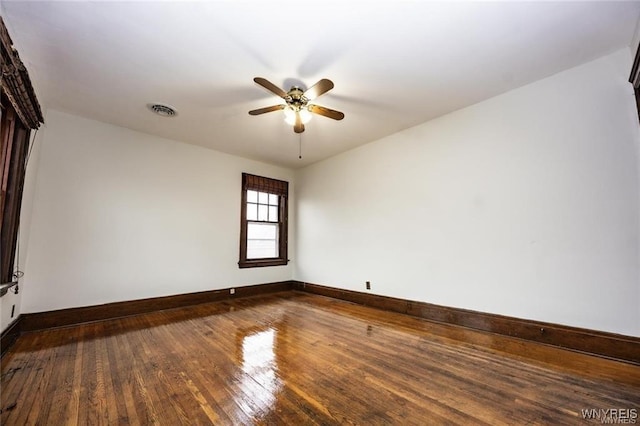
[238,259,289,269]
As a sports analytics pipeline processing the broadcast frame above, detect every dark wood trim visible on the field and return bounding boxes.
[293,281,640,365]
[1,315,22,357]
[12,280,639,365]
[0,17,44,130]
[630,43,640,123]
[238,258,289,268]
[21,281,295,332]
[0,111,29,283]
[630,42,640,87]
[634,87,640,124]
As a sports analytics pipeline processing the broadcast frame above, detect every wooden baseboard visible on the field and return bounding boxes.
[293,281,640,365]
[10,279,639,365]
[1,316,22,358]
[21,281,295,332]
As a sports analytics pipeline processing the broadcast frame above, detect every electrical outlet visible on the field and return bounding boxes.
[230,288,235,295]
[366,281,371,290]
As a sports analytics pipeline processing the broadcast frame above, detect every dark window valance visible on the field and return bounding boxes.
[242,173,289,197]
[1,17,43,129]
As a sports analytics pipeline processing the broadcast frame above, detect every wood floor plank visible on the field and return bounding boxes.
[12,338,60,425]
[39,336,78,425]
[266,304,497,424]
[67,337,84,426]
[2,291,638,425]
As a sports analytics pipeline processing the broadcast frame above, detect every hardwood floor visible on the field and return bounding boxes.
[2,292,638,425]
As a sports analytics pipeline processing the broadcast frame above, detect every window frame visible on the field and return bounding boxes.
[238,173,289,268]
[1,97,30,285]
[1,17,43,290]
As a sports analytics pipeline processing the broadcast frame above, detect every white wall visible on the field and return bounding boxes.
[20,110,294,314]
[295,48,640,337]
[9,49,640,338]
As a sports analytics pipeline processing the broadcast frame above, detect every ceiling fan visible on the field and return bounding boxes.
[249,77,344,133]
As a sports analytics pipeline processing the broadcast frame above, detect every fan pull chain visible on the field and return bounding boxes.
[299,133,303,159]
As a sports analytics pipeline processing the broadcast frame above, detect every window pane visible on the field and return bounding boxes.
[269,206,278,221]
[246,203,258,221]
[247,223,277,239]
[269,194,278,206]
[247,223,279,259]
[258,192,269,204]
[247,190,258,203]
[247,240,277,259]
[258,204,268,221]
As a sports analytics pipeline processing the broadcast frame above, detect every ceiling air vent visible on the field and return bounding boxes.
[148,103,177,117]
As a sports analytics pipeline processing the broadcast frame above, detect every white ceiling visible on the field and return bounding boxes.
[2,1,640,169]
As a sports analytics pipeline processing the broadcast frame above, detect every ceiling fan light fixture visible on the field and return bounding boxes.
[283,107,296,125]
[284,106,312,126]
[249,77,343,134]
[299,107,312,124]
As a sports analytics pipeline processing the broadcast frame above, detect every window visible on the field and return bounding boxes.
[239,173,288,268]
[1,17,43,291]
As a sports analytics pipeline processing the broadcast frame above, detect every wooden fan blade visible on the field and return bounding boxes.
[294,112,305,133]
[248,104,285,115]
[304,79,334,100]
[254,77,287,99]
[308,104,345,120]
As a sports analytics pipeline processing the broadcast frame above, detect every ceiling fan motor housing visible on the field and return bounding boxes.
[286,87,307,111]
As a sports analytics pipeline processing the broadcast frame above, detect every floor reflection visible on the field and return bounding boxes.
[238,327,282,420]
